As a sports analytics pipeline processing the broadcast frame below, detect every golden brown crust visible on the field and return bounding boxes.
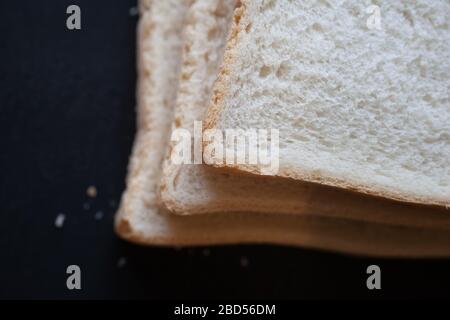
[279,166,449,208]
[115,205,450,258]
[213,161,449,208]
[203,2,247,133]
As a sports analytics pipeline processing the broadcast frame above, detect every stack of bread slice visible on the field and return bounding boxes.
[115,0,450,257]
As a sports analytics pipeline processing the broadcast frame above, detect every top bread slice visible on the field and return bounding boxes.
[114,0,450,257]
[204,0,450,207]
[158,0,450,229]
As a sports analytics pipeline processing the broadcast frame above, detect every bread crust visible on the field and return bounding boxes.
[116,209,450,258]
[203,2,246,133]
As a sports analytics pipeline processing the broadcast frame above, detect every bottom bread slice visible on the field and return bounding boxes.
[115,0,450,257]
[116,208,450,257]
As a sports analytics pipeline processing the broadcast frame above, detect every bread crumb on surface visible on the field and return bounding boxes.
[86,186,97,198]
[54,213,66,228]
[117,257,127,268]
[240,256,249,268]
[129,6,138,16]
[94,211,103,220]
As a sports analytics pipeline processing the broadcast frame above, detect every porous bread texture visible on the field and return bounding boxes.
[116,0,191,239]
[171,0,237,128]
[114,0,450,257]
[158,0,450,230]
[138,0,152,12]
[205,0,450,207]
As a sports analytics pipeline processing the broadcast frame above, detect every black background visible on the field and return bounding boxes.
[1,0,449,300]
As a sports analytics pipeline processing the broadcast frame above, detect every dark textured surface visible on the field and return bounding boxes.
[0,0,449,300]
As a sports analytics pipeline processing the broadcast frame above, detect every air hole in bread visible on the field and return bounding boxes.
[276,62,291,79]
[208,27,220,40]
[259,65,271,78]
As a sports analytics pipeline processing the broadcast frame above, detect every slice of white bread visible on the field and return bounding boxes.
[114,0,450,257]
[205,0,450,207]
[158,0,450,230]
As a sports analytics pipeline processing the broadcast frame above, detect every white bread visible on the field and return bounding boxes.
[159,0,450,230]
[205,0,450,207]
[115,0,450,257]
[115,0,191,239]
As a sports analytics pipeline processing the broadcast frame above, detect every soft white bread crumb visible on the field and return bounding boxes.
[55,213,65,228]
[206,0,450,206]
